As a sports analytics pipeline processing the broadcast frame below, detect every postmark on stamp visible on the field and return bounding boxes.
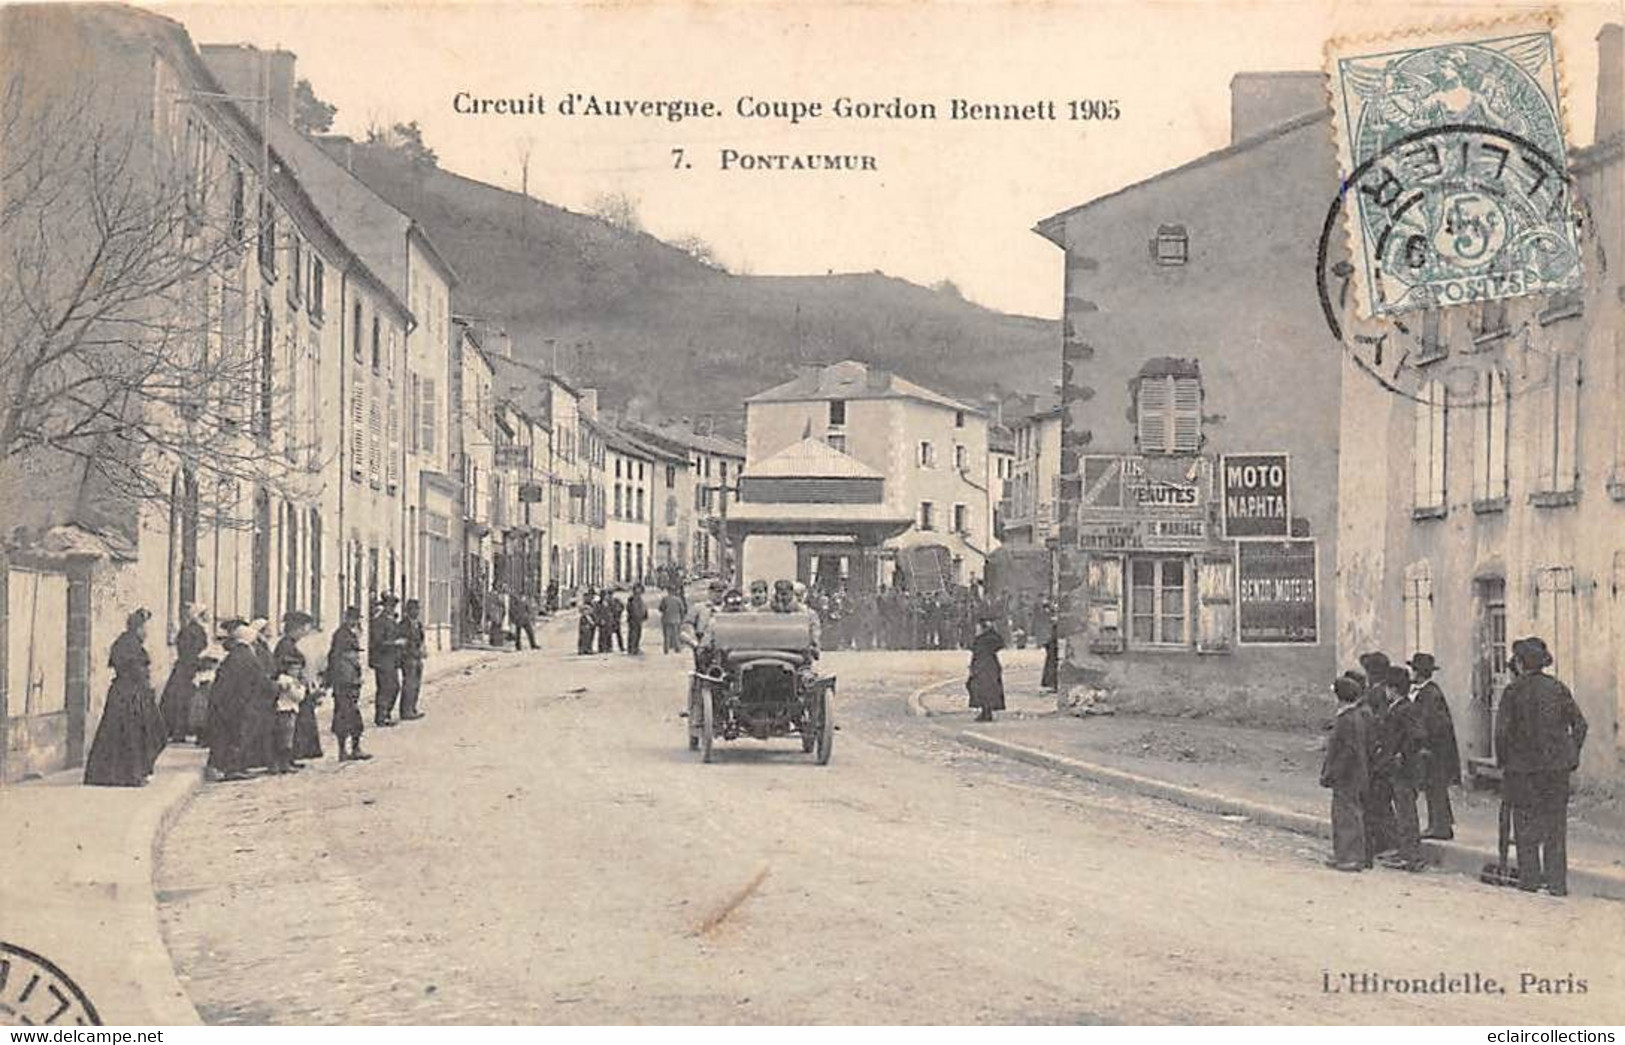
[1326,17,1582,318]
[0,942,102,1026]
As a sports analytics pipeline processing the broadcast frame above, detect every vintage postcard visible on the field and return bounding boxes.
[0,0,1621,1033]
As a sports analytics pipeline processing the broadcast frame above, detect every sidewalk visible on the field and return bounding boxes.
[0,645,506,1025]
[915,670,1625,901]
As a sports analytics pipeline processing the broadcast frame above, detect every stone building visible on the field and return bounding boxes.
[1335,25,1624,785]
[745,360,992,588]
[999,397,1063,548]
[624,419,747,579]
[1033,72,1341,723]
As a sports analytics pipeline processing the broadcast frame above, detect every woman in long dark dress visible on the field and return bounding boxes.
[84,609,165,786]
[1037,598,1060,692]
[206,622,270,781]
[160,605,209,741]
[966,615,1007,723]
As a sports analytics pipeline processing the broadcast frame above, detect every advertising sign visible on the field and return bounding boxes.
[1236,539,1318,645]
[1222,453,1290,539]
[494,444,532,469]
[1077,517,1209,552]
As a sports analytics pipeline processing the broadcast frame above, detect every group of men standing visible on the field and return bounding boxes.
[576,585,649,655]
[1321,639,1588,896]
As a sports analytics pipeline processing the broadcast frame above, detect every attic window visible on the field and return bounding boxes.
[1150,224,1189,266]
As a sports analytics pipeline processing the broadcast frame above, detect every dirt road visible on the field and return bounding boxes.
[155,645,1623,1024]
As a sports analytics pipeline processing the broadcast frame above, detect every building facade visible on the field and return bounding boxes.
[1034,72,1341,724]
[1000,399,1063,547]
[624,419,746,580]
[745,360,992,587]
[1336,26,1624,785]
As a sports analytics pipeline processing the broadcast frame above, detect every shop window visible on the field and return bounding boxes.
[1412,379,1448,515]
[1136,374,1201,454]
[1532,354,1581,504]
[1473,367,1510,509]
[1402,560,1434,662]
[1129,556,1189,647]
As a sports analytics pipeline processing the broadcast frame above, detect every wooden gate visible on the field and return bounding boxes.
[5,566,71,782]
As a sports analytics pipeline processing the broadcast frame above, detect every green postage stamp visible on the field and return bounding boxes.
[1326,17,1582,318]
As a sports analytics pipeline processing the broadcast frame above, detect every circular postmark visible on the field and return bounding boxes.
[1315,122,1585,406]
[0,942,102,1026]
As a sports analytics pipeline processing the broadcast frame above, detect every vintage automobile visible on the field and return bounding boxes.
[686,610,834,764]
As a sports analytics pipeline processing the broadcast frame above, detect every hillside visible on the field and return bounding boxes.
[327,143,1059,432]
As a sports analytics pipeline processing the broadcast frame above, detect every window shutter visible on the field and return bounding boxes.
[1555,357,1580,493]
[350,383,365,480]
[368,394,382,486]
[1413,380,1447,509]
[1402,560,1434,660]
[1532,566,1575,684]
[1085,556,1125,653]
[386,389,399,490]
[409,374,420,453]
[1476,368,1509,501]
[1196,556,1234,652]
[1171,376,1202,452]
[422,377,437,455]
[1137,377,1171,453]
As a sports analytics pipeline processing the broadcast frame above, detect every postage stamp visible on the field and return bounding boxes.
[1326,17,1582,318]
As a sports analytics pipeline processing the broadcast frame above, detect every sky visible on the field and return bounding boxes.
[154,0,1615,319]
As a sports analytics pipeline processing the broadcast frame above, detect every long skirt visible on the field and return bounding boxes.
[159,665,198,741]
[331,688,364,740]
[237,698,276,771]
[293,695,324,759]
[84,680,162,787]
[1041,639,1059,691]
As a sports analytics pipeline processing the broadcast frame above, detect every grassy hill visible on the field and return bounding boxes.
[328,144,1059,432]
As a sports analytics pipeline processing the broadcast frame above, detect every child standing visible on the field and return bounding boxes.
[1320,676,1370,872]
[326,607,371,761]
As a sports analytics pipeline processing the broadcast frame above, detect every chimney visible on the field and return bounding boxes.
[1229,71,1326,144]
[1598,24,1623,142]
[580,389,599,419]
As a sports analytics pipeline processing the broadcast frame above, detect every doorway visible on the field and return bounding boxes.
[1470,576,1509,776]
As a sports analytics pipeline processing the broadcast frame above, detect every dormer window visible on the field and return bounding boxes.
[1151,224,1189,266]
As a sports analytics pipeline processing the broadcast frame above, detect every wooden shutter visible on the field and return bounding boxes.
[1137,377,1171,453]
[422,377,437,455]
[1085,556,1125,653]
[350,382,365,480]
[1532,566,1576,685]
[1171,376,1202,452]
[368,393,382,486]
[1402,560,1434,660]
[1413,380,1447,509]
[386,387,399,490]
[1196,556,1235,652]
[1476,368,1509,501]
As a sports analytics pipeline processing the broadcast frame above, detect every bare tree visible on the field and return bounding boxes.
[0,73,312,528]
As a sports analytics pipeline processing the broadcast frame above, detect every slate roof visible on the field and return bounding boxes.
[746,360,977,414]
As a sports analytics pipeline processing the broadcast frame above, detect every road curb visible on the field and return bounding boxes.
[906,676,959,718]
[147,754,209,1025]
[952,729,1625,902]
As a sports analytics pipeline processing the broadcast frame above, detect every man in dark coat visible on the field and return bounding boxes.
[398,598,427,720]
[370,593,403,727]
[1379,665,1430,871]
[626,583,648,655]
[327,607,370,761]
[658,587,687,654]
[1320,676,1370,871]
[271,612,316,772]
[966,616,1006,722]
[1496,637,1588,896]
[511,593,538,651]
[1408,653,1460,840]
[1357,651,1397,864]
[578,591,599,654]
[1037,598,1060,692]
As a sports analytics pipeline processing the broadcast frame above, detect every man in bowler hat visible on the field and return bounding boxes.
[370,593,404,727]
[1497,637,1588,895]
[1408,653,1460,839]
